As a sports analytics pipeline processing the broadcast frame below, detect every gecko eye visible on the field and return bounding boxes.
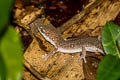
[41,29,46,33]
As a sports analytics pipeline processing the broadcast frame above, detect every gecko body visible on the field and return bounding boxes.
[31,19,104,63]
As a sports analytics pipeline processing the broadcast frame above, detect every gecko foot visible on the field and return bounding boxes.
[42,49,57,60]
[78,55,87,63]
[78,46,87,63]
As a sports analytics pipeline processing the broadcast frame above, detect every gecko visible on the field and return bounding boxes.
[30,18,104,63]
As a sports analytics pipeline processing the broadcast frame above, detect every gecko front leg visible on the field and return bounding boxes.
[42,48,58,60]
[78,46,87,63]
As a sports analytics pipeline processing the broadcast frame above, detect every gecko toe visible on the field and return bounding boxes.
[78,56,87,63]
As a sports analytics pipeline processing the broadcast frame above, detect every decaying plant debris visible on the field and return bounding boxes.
[14,0,120,80]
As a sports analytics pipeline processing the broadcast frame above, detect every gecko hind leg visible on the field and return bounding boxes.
[78,46,87,63]
[42,48,58,60]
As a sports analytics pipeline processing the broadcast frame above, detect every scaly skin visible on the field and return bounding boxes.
[30,18,104,63]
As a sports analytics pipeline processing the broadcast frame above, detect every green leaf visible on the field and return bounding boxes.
[97,22,120,80]
[0,27,23,80]
[0,53,6,80]
[97,55,120,80]
[0,0,14,35]
[102,22,120,57]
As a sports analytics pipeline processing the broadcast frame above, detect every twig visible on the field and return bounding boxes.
[57,0,104,33]
[24,59,50,80]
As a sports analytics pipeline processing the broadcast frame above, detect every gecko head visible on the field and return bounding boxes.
[38,24,58,47]
[38,24,60,38]
[38,25,50,36]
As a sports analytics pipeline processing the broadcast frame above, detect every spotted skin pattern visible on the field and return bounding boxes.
[30,18,104,63]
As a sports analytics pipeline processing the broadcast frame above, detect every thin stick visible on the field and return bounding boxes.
[57,0,104,32]
[24,59,49,80]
